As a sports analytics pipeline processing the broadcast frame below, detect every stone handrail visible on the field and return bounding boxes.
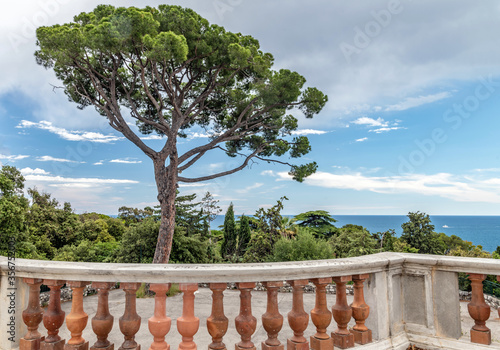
[2,252,500,350]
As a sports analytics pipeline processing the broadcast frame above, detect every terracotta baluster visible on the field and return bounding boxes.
[468,274,491,345]
[20,278,44,350]
[350,275,372,345]
[91,282,115,350]
[235,282,257,350]
[65,281,90,350]
[207,283,228,350]
[331,276,354,349]
[310,278,333,350]
[261,281,284,350]
[177,283,200,350]
[148,283,172,350]
[287,279,309,350]
[41,279,66,350]
[119,283,142,350]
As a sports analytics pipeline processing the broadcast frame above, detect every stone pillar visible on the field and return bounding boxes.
[350,274,371,345]
[90,282,114,350]
[467,274,491,345]
[286,279,309,350]
[331,276,354,349]
[20,278,44,350]
[41,279,66,350]
[207,283,228,350]
[65,281,90,350]
[118,283,142,350]
[148,283,172,350]
[0,274,28,350]
[235,282,257,350]
[261,281,284,350]
[177,283,199,350]
[310,278,333,350]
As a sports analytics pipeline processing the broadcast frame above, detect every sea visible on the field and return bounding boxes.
[210,215,500,254]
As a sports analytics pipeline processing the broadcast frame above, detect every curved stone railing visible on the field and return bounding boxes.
[1,252,500,350]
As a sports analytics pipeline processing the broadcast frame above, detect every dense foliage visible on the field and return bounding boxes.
[0,165,495,268]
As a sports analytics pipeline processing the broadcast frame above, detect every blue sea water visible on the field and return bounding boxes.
[210,215,500,253]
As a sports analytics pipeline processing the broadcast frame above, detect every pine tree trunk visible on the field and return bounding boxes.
[152,158,177,264]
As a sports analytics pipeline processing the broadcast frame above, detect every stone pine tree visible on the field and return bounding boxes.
[221,203,237,258]
[35,5,327,263]
[237,214,251,255]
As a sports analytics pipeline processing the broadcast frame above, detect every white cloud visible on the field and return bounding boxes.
[20,167,49,175]
[355,137,368,142]
[275,170,500,203]
[141,135,164,140]
[385,92,452,112]
[17,120,123,143]
[0,154,29,160]
[261,170,276,176]
[36,155,84,163]
[178,183,214,188]
[236,183,264,194]
[290,129,328,136]
[110,158,142,164]
[24,174,139,185]
[352,117,388,127]
[369,126,406,133]
[93,161,104,165]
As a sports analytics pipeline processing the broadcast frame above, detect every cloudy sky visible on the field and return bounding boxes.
[2,0,500,215]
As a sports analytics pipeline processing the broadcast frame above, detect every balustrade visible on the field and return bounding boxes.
[6,253,500,350]
[309,278,332,350]
[41,279,66,350]
[350,274,371,345]
[20,278,44,350]
[261,281,283,350]
[177,283,199,350]
[287,279,309,350]
[65,281,90,350]
[331,276,354,349]
[467,274,491,345]
[149,283,172,350]
[235,282,257,350]
[119,283,141,350]
[90,282,115,350]
[207,283,228,350]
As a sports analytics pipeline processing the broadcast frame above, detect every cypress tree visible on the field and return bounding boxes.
[238,215,251,255]
[221,203,236,257]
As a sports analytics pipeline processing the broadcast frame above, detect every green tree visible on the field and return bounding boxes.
[294,210,337,238]
[118,206,155,226]
[0,166,37,258]
[372,229,397,252]
[243,197,288,262]
[237,214,251,254]
[400,212,444,255]
[35,5,327,263]
[271,228,334,262]
[221,203,236,258]
[26,188,83,258]
[330,224,378,258]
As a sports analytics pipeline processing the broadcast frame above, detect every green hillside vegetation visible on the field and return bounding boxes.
[0,165,497,265]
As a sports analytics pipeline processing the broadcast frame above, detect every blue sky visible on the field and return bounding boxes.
[2,1,500,215]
